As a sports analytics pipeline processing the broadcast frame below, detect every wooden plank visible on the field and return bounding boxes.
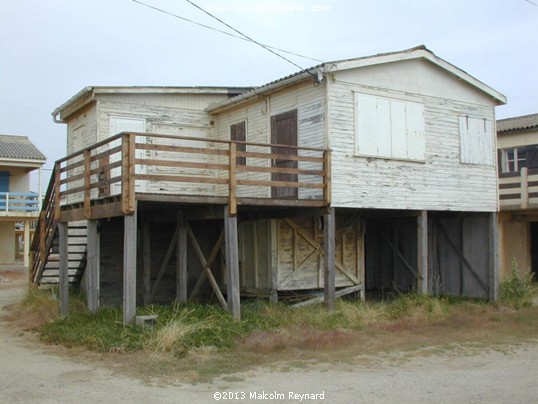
[292,285,364,308]
[489,212,499,301]
[324,150,331,206]
[189,230,225,300]
[235,164,325,176]
[436,220,489,294]
[135,158,229,171]
[324,207,336,311]
[229,143,237,216]
[521,167,529,209]
[90,145,122,162]
[58,222,69,316]
[87,220,100,313]
[127,133,136,213]
[187,224,228,310]
[237,198,325,207]
[123,211,137,325]
[417,210,428,295]
[84,150,91,219]
[269,219,279,303]
[137,143,229,157]
[136,194,228,205]
[239,150,324,163]
[177,211,188,303]
[142,214,151,306]
[224,206,241,320]
[121,134,130,214]
[54,162,61,221]
[136,173,228,185]
[237,179,324,189]
[357,220,366,301]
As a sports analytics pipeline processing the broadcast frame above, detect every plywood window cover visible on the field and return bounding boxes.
[354,92,425,162]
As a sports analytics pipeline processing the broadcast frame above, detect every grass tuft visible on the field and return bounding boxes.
[500,263,535,309]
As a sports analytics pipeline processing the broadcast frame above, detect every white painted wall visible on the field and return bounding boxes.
[328,59,499,211]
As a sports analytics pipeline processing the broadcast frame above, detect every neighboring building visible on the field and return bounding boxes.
[0,135,46,266]
[497,113,538,281]
[34,46,506,323]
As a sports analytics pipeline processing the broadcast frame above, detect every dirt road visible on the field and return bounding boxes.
[1,267,537,403]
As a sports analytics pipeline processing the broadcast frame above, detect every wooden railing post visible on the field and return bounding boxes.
[121,133,136,215]
[228,142,237,216]
[323,150,332,206]
[54,163,61,221]
[521,167,529,209]
[39,213,46,263]
[84,150,92,219]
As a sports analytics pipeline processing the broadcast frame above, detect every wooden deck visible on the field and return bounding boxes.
[53,132,331,222]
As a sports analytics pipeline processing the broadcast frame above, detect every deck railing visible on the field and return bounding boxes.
[0,192,40,213]
[54,132,331,217]
[499,167,538,210]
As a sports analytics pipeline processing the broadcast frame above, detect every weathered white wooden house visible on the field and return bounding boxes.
[497,113,538,281]
[31,46,506,323]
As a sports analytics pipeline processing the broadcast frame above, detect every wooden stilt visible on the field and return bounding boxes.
[224,206,240,320]
[142,214,151,306]
[58,222,69,316]
[87,219,100,313]
[177,211,188,303]
[417,210,428,295]
[324,207,336,311]
[123,211,137,325]
[489,212,499,301]
[23,219,30,268]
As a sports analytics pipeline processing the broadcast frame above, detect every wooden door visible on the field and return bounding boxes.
[271,110,298,199]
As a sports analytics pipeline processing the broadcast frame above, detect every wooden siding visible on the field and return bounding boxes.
[215,81,326,199]
[328,63,498,212]
[97,100,220,197]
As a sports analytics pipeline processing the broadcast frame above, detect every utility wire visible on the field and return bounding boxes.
[185,0,311,72]
[524,0,537,6]
[131,0,322,63]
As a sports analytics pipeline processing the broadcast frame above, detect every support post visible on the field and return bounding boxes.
[177,211,188,303]
[489,212,499,301]
[23,219,30,268]
[417,210,429,295]
[142,214,151,306]
[521,167,529,209]
[58,222,69,316]
[224,206,240,320]
[86,220,100,313]
[324,207,336,311]
[123,210,137,324]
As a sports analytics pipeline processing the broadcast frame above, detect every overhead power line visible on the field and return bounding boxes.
[184,0,312,72]
[131,0,322,63]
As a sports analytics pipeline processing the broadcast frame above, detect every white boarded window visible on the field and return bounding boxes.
[355,93,425,160]
[459,116,494,165]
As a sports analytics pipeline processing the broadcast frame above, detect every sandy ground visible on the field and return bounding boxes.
[1,266,538,404]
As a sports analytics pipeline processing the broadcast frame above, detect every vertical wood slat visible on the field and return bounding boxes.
[39,213,46,263]
[324,207,336,311]
[229,143,237,216]
[84,150,92,219]
[269,219,279,303]
[489,212,499,301]
[58,222,69,316]
[357,219,366,301]
[521,167,529,209]
[417,210,428,295]
[54,162,61,221]
[123,210,137,325]
[87,220,100,313]
[324,150,331,206]
[121,133,136,215]
[177,211,188,303]
[225,206,240,320]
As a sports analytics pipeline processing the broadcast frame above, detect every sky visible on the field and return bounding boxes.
[1,0,537,189]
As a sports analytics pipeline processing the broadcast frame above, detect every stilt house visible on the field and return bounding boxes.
[31,46,506,323]
[497,113,538,280]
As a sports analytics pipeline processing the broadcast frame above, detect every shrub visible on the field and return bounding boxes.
[500,263,534,309]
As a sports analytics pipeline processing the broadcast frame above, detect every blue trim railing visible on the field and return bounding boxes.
[0,192,40,213]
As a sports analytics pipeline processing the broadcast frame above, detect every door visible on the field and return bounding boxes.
[271,110,298,199]
[0,171,8,210]
[109,117,147,194]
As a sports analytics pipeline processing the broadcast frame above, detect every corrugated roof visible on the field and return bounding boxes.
[497,113,538,133]
[0,135,46,161]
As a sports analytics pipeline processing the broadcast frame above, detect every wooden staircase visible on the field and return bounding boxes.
[30,167,88,286]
